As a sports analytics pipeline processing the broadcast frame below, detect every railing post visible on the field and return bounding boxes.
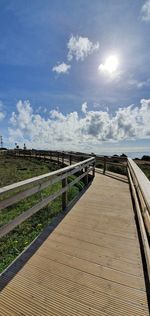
[62,177,68,210]
[92,161,95,178]
[69,155,72,165]
[84,166,88,186]
[62,153,64,164]
[103,156,106,174]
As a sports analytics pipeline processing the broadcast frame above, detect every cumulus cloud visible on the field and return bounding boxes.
[81,102,88,114]
[67,35,99,61]
[10,100,33,129]
[52,62,71,74]
[141,0,150,21]
[8,99,150,150]
[52,35,99,75]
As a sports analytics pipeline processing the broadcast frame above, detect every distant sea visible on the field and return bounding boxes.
[96,151,150,159]
[125,151,150,159]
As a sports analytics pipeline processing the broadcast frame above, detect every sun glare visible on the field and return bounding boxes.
[99,55,119,74]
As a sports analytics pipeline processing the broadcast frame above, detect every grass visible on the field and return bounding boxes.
[96,163,103,169]
[96,158,150,179]
[96,162,127,175]
[136,163,150,180]
[107,165,127,175]
[0,156,60,187]
[0,155,85,272]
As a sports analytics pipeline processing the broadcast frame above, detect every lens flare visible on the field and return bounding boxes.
[99,55,119,74]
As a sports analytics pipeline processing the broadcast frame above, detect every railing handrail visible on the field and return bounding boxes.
[0,157,94,196]
[0,156,95,238]
[128,158,150,215]
[7,149,91,160]
[127,157,150,282]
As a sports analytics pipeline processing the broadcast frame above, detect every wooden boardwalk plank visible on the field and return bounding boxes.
[0,173,149,315]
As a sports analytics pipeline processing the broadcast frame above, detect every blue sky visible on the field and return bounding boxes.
[0,0,150,156]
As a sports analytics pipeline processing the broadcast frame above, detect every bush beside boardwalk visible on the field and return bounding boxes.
[96,154,150,179]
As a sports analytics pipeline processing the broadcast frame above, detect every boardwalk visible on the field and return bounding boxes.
[0,172,149,315]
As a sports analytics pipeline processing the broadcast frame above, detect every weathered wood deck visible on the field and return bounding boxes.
[0,172,149,315]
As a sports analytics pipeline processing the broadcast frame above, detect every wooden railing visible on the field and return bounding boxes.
[0,157,95,239]
[100,156,127,175]
[128,158,150,282]
[6,149,91,165]
[6,149,128,173]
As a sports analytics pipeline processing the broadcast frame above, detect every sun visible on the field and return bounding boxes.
[99,55,119,74]
[104,55,119,73]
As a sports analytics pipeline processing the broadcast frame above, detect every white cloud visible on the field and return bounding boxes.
[43,107,48,113]
[0,112,5,121]
[67,35,99,61]
[0,101,3,110]
[10,100,33,129]
[128,78,150,89]
[81,102,88,114]
[137,79,150,88]
[52,35,99,75]
[52,62,71,74]
[141,0,150,21]
[0,100,6,121]
[8,99,150,151]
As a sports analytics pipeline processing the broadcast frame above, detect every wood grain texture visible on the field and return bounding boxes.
[128,158,150,214]
[0,173,149,315]
[128,168,150,283]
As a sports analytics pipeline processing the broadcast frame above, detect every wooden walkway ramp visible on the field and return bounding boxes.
[0,173,149,315]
